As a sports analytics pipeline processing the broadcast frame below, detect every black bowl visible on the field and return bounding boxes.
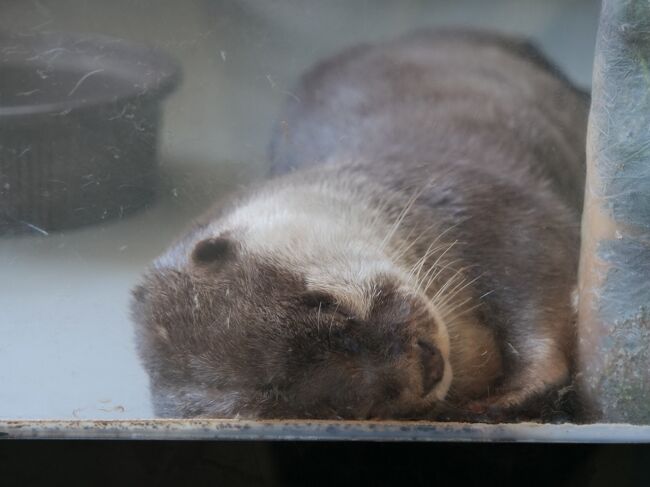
[0,31,181,234]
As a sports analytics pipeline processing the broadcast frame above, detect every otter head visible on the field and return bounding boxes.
[132,228,452,420]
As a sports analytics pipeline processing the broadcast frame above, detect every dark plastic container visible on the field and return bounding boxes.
[0,32,180,234]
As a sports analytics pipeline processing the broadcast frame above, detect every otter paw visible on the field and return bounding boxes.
[464,391,539,422]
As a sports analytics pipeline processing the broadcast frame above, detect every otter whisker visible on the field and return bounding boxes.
[417,257,466,294]
[427,239,458,271]
[478,289,496,300]
[327,303,341,348]
[389,221,440,262]
[417,257,466,295]
[432,272,485,316]
[431,271,483,308]
[429,274,467,310]
[379,186,422,250]
[427,262,472,305]
[439,301,486,331]
[431,280,468,312]
[409,239,458,288]
[408,241,452,284]
[402,223,461,278]
[388,227,424,263]
[317,302,322,332]
[437,296,475,321]
[380,175,437,251]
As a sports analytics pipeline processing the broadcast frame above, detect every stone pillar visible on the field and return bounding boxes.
[578,0,650,423]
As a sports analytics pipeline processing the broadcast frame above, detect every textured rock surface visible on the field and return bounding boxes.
[578,0,650,424]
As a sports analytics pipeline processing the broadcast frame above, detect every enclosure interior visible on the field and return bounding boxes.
[0,0,599,420]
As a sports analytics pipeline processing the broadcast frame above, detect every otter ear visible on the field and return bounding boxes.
[191,236,235,266]
[130,283,150,328]
[132,284,149,303]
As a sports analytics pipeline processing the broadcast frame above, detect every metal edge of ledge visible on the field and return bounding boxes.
[2,419,650,443]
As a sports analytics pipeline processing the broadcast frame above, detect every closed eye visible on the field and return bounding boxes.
[299,291,354,321]
[299,291,337,310]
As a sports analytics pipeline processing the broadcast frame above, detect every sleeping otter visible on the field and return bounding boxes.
[131,29,588,421]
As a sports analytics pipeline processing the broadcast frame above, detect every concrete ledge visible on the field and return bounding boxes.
[2,419,650,443]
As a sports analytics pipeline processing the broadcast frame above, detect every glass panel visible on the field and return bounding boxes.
[0,0,603,429]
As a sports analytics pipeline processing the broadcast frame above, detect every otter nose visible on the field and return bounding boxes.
[417,340,444,396]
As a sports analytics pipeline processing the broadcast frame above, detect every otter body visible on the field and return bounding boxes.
[132,30,588,421]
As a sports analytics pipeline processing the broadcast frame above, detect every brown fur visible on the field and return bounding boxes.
[132,29,588,421]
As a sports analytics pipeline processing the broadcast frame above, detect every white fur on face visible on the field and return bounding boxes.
[222,183,403,320]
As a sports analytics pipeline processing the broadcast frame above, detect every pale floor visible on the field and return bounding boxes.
[0,0,600,419]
